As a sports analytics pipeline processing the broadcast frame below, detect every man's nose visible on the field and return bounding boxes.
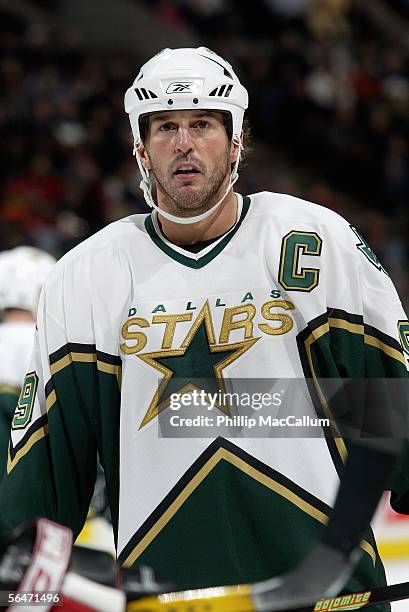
[175,127,193,153]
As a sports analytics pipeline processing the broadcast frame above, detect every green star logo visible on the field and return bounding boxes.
[138,301,258,429]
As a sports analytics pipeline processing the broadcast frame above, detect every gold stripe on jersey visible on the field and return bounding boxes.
[7,424,48,474]
[97,359,122,386]
[329,316,406,366]
[364,334,406,365]
[50,352,96,374]
[0,383,20,396]
[328,318,363,335]
[50,350,121,385]
[122,443,375,568]
[303,321,348,463]
[46,388,57,412]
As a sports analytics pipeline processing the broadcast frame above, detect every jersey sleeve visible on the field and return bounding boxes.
[330,221,409,511]
[0,265,99,540]
[355,225,409,457]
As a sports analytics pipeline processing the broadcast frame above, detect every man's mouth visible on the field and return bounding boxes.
[174,164,201,178]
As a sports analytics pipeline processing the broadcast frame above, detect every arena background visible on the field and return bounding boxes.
[1,0,408,608]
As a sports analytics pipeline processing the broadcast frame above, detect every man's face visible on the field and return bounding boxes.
[139,110,238,216]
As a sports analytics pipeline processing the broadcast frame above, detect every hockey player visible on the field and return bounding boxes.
[0,246,56,474]
[0,48,408,610]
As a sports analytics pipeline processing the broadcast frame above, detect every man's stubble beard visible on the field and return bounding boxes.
[149,146,231,216]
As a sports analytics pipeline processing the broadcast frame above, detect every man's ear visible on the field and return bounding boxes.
[230,132,243,164]
[137,144,152,171]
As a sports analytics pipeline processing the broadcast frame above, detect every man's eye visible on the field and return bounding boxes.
[159,123,176,132]
[195,121,209,129]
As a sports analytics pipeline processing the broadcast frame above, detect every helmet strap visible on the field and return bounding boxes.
[133,137,242,225]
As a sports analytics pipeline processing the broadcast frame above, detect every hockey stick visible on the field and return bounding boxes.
[271,580,409,611]
[127,579,409,611]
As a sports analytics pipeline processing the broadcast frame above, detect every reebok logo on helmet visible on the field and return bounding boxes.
[166,81,197,94]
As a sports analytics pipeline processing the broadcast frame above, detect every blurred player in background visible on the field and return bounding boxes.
[0,47,407,611]
[0,247,56,473]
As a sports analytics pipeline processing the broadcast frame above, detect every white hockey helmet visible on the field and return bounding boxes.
[0,246,56,314]
[124,47,249,224]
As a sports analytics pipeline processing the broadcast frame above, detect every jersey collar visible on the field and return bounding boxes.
[144,194,251,269]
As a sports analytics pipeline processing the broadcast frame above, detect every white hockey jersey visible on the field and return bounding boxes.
[1,192,408,604]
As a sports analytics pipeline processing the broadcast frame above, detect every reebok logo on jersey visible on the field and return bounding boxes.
[314,590,371,610]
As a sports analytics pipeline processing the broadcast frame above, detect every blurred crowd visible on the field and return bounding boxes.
[1,0,409,306]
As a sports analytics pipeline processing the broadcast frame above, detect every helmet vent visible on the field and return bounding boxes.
[199,54,233,79]
[134,88,158,101]
[209,84,233,98]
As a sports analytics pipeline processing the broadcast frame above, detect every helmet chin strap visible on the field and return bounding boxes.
[134,139,242,225]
